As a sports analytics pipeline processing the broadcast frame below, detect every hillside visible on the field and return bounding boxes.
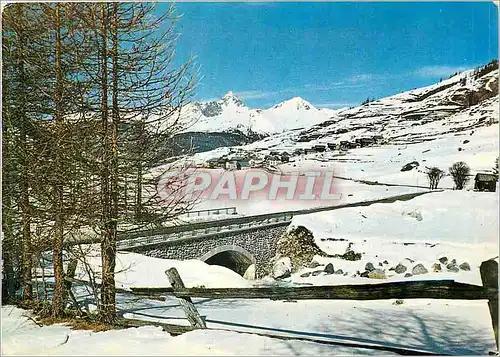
[186,61,499,191]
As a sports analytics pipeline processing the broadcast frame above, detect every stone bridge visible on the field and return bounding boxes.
[112,191,437,277]
[125,224,287,277]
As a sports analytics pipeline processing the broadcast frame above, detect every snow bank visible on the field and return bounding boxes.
[73,249,250,290]
[287,191,498,286]
[291,190,498,245]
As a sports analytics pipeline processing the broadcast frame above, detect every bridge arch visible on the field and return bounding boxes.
[200,245,256,276]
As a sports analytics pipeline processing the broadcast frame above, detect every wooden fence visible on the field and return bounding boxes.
[128,259,499,355]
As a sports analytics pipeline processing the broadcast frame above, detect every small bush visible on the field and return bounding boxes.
[425,167,445,189]
[449,161,471,190]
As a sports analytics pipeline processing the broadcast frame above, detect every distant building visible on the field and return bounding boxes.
[327,142,337,150]
[280,152,291,163]
[225,157,250,170]
[312,144,326,152]
[265,155,281,167]
[474,173,497,192]
[225,161,238,170]
[293,148,305,156]
[206,157,224,168]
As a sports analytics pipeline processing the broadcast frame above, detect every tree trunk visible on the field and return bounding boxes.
[16,5,33,301]
[99,3,116,324]
[52,3,66,318]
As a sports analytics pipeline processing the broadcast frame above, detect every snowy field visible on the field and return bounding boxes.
[190,178,428,216]
[2,190,498,356]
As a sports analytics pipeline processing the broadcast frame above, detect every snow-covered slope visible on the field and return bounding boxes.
[182,92,336,135]
[186,62,498,184]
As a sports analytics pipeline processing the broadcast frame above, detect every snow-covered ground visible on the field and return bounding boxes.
[190,177,428,215]
[3,190,498,356]
[287,190,498,287]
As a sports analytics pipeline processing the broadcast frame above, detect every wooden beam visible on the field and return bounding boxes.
[119,318,193,336]
[165,268,206,329]
[131,280,497,301]
[480,259,499,350]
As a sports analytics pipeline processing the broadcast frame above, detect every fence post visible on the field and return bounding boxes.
[165,268,206,329]
[480,259,498,350]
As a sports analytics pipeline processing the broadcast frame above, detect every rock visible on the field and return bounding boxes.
[360,271,370,278]
[432,263,442,272]
[404,273,413,278]
[300,272,311,278]
[312,270,323,276]
[447,266,460,273]
[412,264,428,275]
[446,262,455,269]
[276,225,325,272]
[393,299,404,306]
[463,140,470,144]
[341,250,362,261]
[365,262,375,272]
[343,272,348,276]
[395,263,407,274]
[378,262,383,267]
[335,269,344,275]
[459,262,471,271]
[383,260,389,265]
[451,259,457,265]
[405,258,415,263]
[401,161,419,172]
[324,263,335,275]
[458,147,463,152]
[368,269,386,279]
[309,260,322,269]
[243,264,256,280]
[272,257,292,279]
[438,257,448,264]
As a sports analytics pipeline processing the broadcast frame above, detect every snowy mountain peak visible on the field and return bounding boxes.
[222,91,245,107]
[272,97,316,111]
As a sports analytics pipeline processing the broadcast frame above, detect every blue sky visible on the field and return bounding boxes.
[158,2,498,109]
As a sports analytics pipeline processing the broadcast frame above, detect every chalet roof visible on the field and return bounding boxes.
[475,173,497,181]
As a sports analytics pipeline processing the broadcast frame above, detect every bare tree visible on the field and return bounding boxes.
[425,167,445,190]
[449,161,471,190]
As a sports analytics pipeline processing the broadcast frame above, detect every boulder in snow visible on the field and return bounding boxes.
[438,257,448,264]
[368,269,386,279]
[459,262,471,271]
[309,260,322,269]
[404,273,413,278]
[300,272,311,278]
[365,262,375,272]
[395,263,407,274]
[272,257,292,279]
[335,269,344,275]
[324,263,335,275]
[432,263,442,272]
[401,161,419,172]
[412,264,428,275]
[312,270,323,276]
